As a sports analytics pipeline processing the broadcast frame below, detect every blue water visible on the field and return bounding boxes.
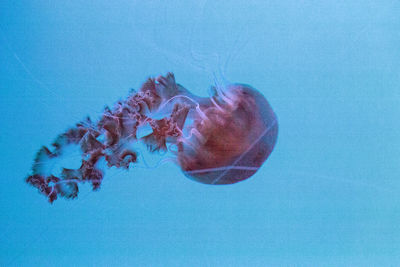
[1,1,400,266]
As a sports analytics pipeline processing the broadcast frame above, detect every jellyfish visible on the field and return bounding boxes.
[26,73,278,203]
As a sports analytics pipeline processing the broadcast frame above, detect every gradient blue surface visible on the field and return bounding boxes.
[1,1,400,266]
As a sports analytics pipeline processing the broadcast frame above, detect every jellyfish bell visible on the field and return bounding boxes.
[175,83,278,185]
[26,73,278,203]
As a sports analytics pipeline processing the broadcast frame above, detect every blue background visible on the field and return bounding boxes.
[1,1,400,266]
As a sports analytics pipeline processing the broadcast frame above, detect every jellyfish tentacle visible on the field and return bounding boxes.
[26,73,195,202]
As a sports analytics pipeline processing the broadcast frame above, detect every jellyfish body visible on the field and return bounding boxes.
[26,73,278,202]
[178,84,278,185]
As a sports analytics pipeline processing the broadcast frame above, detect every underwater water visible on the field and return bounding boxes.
[1,0,400,266]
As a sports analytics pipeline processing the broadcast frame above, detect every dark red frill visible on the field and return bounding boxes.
[26,73,189,203]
